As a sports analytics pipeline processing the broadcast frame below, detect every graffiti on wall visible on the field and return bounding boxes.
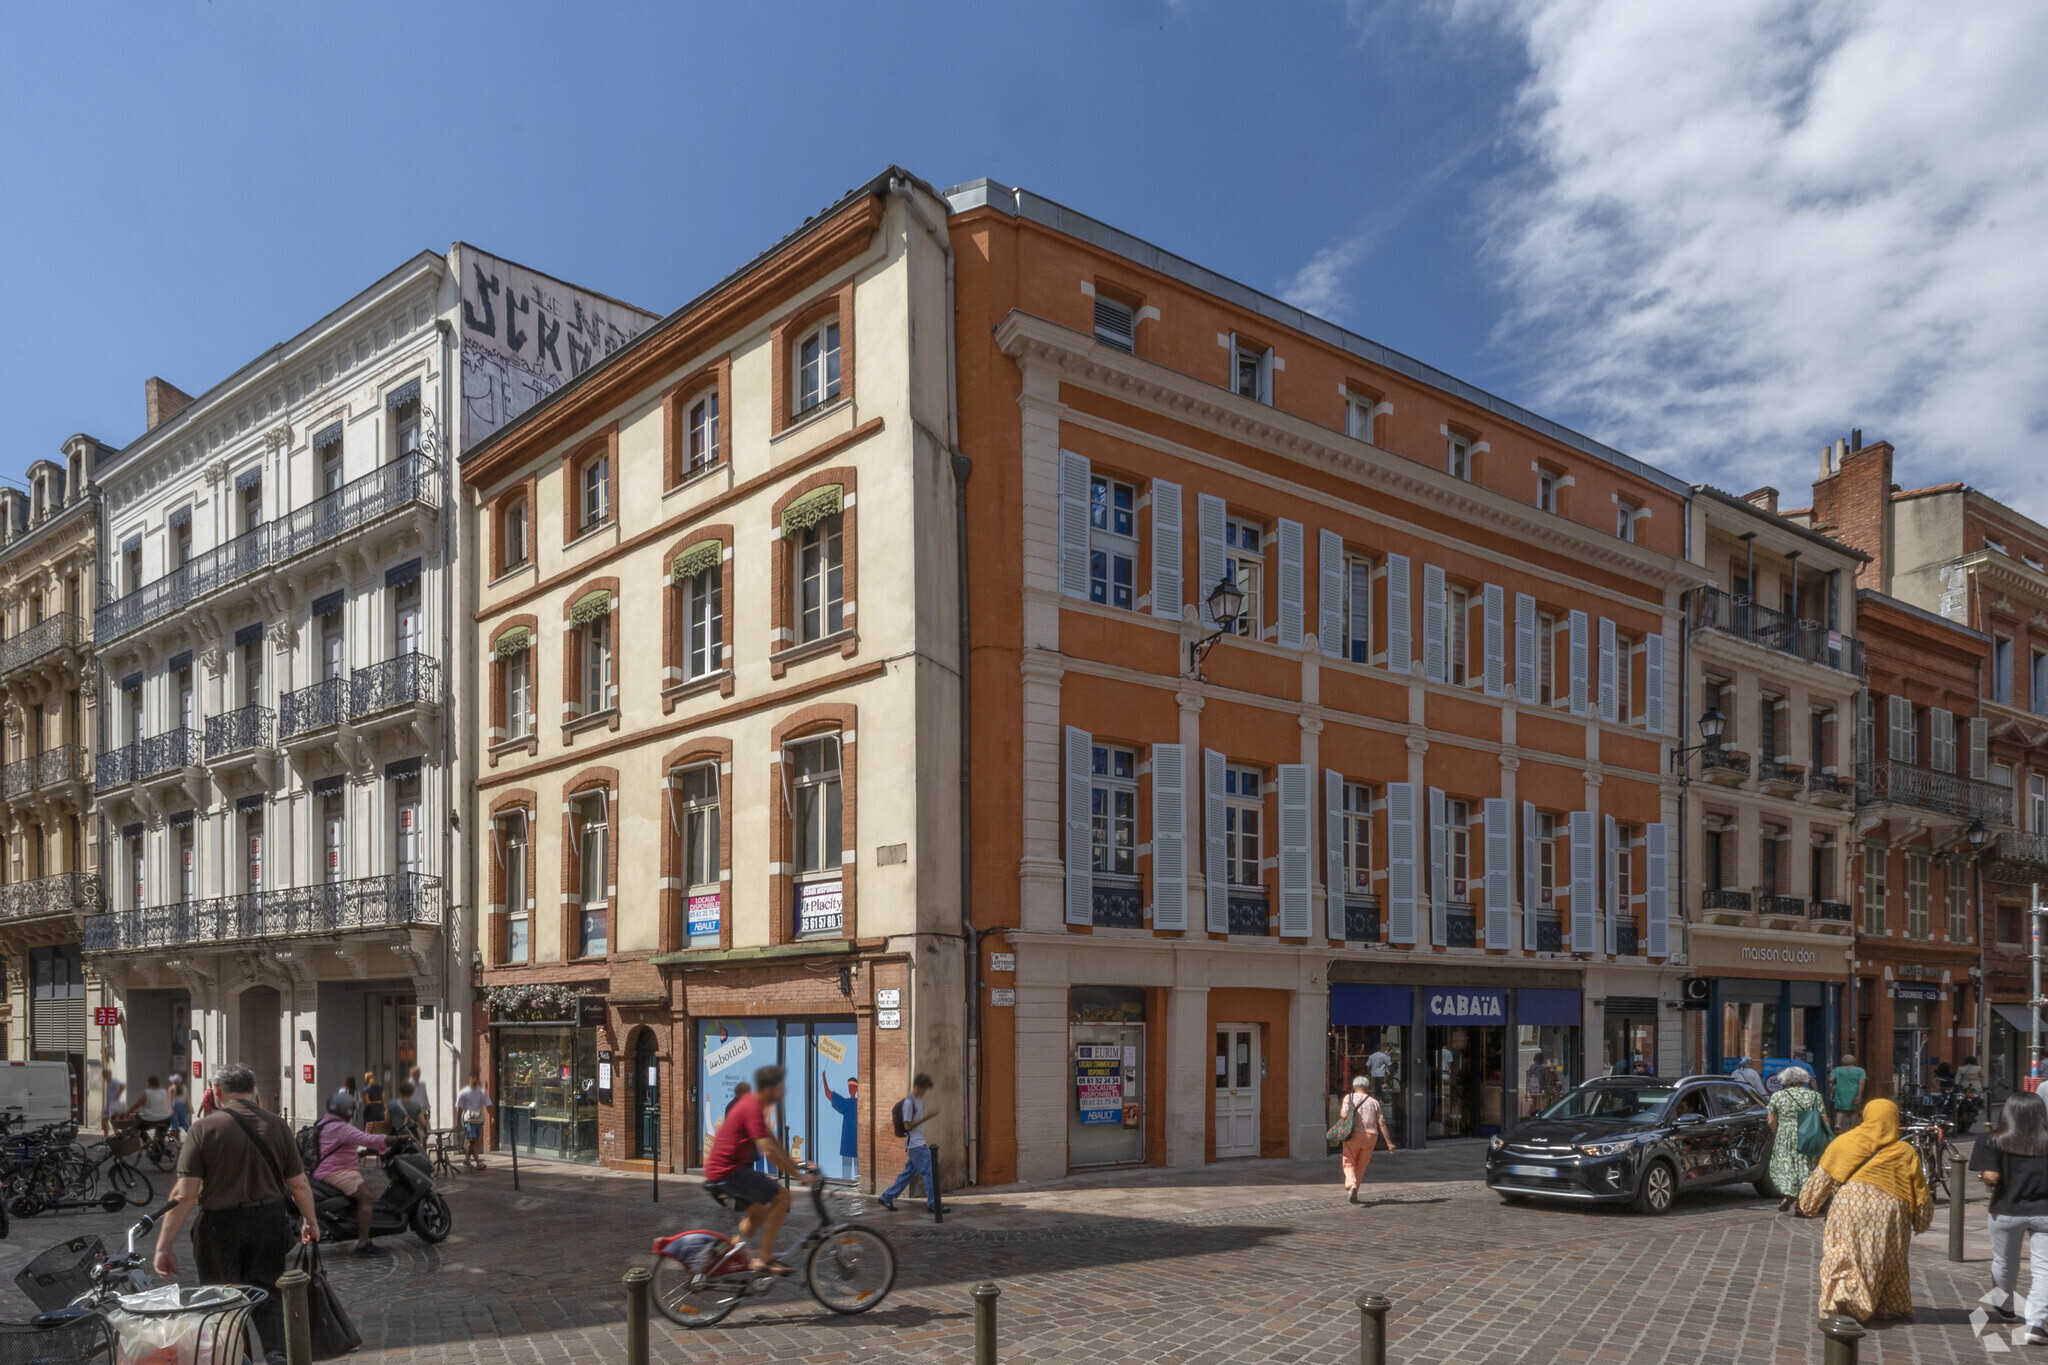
[455,246,658,447]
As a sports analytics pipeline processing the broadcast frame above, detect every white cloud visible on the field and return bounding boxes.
[1470,1,2048,513]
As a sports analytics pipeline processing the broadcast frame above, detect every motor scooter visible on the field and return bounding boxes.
[309,1136,451,1245]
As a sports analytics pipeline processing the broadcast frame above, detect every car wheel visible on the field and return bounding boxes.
[1632,1160,1676,1216]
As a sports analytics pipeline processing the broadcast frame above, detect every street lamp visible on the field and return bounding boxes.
[1669,705,1728,772]
[1968,819,1989,850]
[1185,573,1246,677]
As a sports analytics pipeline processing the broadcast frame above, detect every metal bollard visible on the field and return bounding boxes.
[931,1145,945,1224]
[1951,1153,1969,1262]
[275,1268,311,1365]
[1819,1314,1863,1365]
[972,1280,1001,1365]
[623,1266,651,1365]
[1356,1292,1391,1365]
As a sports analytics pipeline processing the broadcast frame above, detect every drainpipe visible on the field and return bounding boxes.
[435,314,457,1111]
[888,176,978,1184]
[1677,590,1692,1068]
[1741,533,1757,641]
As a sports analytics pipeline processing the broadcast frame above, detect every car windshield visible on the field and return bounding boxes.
[1538,1086,1679,1125]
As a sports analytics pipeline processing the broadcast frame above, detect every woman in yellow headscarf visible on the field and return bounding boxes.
[1796,1098,1933,1321]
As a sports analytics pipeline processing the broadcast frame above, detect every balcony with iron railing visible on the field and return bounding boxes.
[2,758,32,802]
[1227,892,1270,936]
[1615,921,1641,956]
[1858,759,2013,824]
[1986,830,2048,883]
[1761,894,1809,919]
[0,613,82,679]
[1445,902,1477,948]
[205,705,275,761]
[12,744,90,803]
[1343,897,1381,944]
[137,728,198,783]
[1534,912,1563,952]
[350,654,440,720]
[1807,770,1851,802]
[1699,745,1752,785]
[1692,586,1865,677]
[1812,900,1854,923]
[1703,888,1753,916]
[82,871,441,953]
[0,871,102,925]
[281,677,349,740]
[1091,879,1145,929]
[95,454,439,643]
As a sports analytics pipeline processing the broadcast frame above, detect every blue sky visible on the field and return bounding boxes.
[4,2,2042,515]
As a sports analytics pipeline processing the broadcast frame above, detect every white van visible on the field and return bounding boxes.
[0,1060,77,1131]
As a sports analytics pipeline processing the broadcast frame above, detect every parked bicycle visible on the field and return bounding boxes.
[1901,1116,1961,1202]
[2,1118,152,1217]
[649,1171,896,1327]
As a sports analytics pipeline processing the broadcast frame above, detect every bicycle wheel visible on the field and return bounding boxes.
[650,1250,745,1328]
[108,1158,153,1207]
[805,1224,896,1315]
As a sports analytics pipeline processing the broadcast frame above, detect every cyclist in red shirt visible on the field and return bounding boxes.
[703,1064,814,1274]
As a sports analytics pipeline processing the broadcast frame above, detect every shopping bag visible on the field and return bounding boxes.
[1796,1105,1830,1158]
[288,1242,362,1361]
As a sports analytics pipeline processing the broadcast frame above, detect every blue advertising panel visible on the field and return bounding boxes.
[697,1017,778,1169]
[811,1019,861,1183]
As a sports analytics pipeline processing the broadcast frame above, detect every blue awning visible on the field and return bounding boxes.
[311,590,344,618]
[385,557,422,589]
[167,651,192,674]
[235,794,265,813]
[386,379,420,411]
[312,774,347,797]
[312,423,342,452]
[234,622,264,648]
[234,465,264,491]
[385,757,422,782]
[1518,989,1583,1027]
[1331,983,1413,1028]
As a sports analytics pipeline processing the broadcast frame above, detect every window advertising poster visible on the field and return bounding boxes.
[698,1017,777,1171]
[1076,1044,1124,1124]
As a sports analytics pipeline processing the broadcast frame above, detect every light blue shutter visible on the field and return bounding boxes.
[1971,716,1989,781]
[1646,822,1669,957]
[1066,727,1093,926]
[1422,563,1447,683]
[1645,631,1665,734]
[1386,783,1416,944]
[1514,593,1538,705]
[1482,584,1505,698]
[1277,519,1305,650]
[1197,495,1227,628]
[1568,611,1589,718]
[1325,768,1345,940]
[1059,451,1091,600]
[1385,555,1411,674]
[1151,480,1183,622]
[1278,764,1310,936]
[1604,814,1620,955]
[1484,798,1510,949]
[1570,810,1595,949]
[1151,744,1187,930]
[1204,748,1227,933]
[1318,530,1344,658]
[1429,786,1447,945]
[1598,617,1618,723]
[1522,801,1540,950]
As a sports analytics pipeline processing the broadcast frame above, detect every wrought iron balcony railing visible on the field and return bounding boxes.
[1762,894,1808,918]
[1812,900,1854,922]
[1227,893,1270,936]
[1858,758,2013,824]
[1703,888,1753,912]
[0,613,82,677]
[206,705,275,759]
[350,654,440,718]
[2,758,32,801]
[1091,879,1144,929]
[1985,830,2048,880]
[1343,896,1381,944]
[96,455,439,643]
[36,745,87,788]
[1615,922,1641,956]
[82,872,441,952]
[281,677,349,739]
[1535,912,1563,952]
[1693,587,1865,677]
[137,728,197,781]
[1756,759,1797,785]
[96,744,137,790]
[1445,902,1477,948]
[1808,771,1848,797]
[0,871,103,924]
[1700,746,1752,779]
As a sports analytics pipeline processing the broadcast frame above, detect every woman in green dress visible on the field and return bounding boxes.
[1766,1065,1825,1211]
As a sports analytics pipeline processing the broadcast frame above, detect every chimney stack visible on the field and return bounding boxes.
[144,377,195,432]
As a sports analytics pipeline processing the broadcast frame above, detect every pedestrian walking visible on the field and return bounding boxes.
[1336,1075,1395,1203]
[1730,1056,1765,1093]
[1366,1045,1393,1097]
[1971,1089,2048,1343]
[1830,1053,1867,1132]
[361,1070,386,1134]
[455,1071,492,1171]
[1764,1066,1825,1211]
[168,1078,190,1135]
[408,1065,432,1139]
[1957,1055,1987,1095]
[338,1074,360,1125]
[386,1079,424,1143]
[877,1074,937,1214]
[151,1063,319,1364]
[1796,1098,1933,1323]
[102,1074,125,1136]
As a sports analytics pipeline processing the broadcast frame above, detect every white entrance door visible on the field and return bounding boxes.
[1215,1025,1260,1158]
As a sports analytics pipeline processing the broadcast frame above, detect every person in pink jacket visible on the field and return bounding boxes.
[311,1092,389,1254]
[1339,1075,1395,1204]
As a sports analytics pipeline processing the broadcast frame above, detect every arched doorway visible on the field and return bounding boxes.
[631,1030,660,1160]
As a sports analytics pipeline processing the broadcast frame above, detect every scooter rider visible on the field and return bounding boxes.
[312,1089,390,1256]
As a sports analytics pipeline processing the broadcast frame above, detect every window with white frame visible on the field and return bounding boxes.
[1617,634,1635,724]
[321,792,345,884]
[1341,782,1373,893]
[1088,476,1136,611]
[795,319,842,415]
[576,793,608,956]
[1225,518,1262,637]
[1447,436,1472,482]
[688,393,720,474]
[1090,745,1137,878]
[1446,585,1470,686]
[1863,840,1887,936]
[1906,848,1930,940]
[1093,295,1136,352]
[677,764,720,946]
[1345,394,1377,443]
[1948,852,1970,943]
[392,390,422,457]
[1761,823,1784,895]
[684,564,723,679]
[580,448,610,532]
[1232,341,1268,402]
[1536,813,1559,910]
[1538,612,1557,706]
[1446,799,1470,900]
[1616,501,1639,542]
[584,608,615,712]
[395,773,423,876]
[504,646,531,740]
[128,832,144,911]
[2032,773,2048,834]
[1343,557,1372,664]
[502,498,529,570]
[1616,822,1635,907]
[1995,636,2015,705]
[790,736,843,880]
[796,514,845,642]
[503,813,529,964]
[243,808,264,894]
[1224,766,1262,887]
[1537,469,1558,514]
[317,429,344,497]
[175,823,195,903]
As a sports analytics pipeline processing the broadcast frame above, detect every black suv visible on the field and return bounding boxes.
[1484,1074,1775,1215]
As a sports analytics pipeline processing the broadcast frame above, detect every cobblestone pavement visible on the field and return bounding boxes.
[0,1145,2033,1363]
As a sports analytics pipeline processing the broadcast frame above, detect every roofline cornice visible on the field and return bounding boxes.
[1694,485,1868,567]
[0,494,99,571]
[993,311,1705,592]
[1965,551,2048,612]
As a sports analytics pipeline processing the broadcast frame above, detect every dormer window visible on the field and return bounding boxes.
[1230,336,1273,404]
[795,320,842,415]
[1447,436,1472,482]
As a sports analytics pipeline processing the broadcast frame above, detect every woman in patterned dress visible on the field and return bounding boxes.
[1764,1066,1824,1212]
[1796,1098,1933,1321]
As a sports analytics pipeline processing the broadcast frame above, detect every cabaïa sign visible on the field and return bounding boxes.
[1426,989,1508,1023]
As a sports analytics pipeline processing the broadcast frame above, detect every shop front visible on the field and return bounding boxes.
[1685,926,1849,1086]
[1069,987,1147,1169]
[494,997,605,1163]
[695,1015,861,1182]
[1327,962,1583,1149]
[1991,1000,2038,1099]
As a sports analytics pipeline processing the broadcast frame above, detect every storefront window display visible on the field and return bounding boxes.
[1425,988,1507,1140]
[496,1024,600,1162]
[1069,987,1146,1168]
[1891,989,1938,1098]
[1328,985,1411,1144]
[1517,990,1581,1119]
[1606,1015,1658,1076]
[1713,979,1832,1084]
[695,1016,861,1183]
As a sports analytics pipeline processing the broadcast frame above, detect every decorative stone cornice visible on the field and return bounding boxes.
[994,311,1706,592]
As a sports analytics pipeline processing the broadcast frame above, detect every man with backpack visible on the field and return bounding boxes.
[877,1074,936,1214]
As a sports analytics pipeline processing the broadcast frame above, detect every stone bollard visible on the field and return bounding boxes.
[275,1268,311,1365]
[1356,1291,1391,1365]
[1950,1153,1969,1262]
[1819,1314,1863,1365]
[623,1266,651,1365]
[972,1280,1001,1365]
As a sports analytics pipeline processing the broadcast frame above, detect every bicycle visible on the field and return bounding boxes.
[649,1171,896,1327]
[1901,1118,1960,1202]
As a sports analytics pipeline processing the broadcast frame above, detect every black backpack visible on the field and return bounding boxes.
[891,1099,909,1138]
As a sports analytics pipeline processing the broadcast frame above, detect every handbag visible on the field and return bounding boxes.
[290,1240,364,1361]
[1325,1094,1359,1144]
[1796,1102,1830,1158]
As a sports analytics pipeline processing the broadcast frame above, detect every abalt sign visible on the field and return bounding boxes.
[1426,989,1508,1023]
